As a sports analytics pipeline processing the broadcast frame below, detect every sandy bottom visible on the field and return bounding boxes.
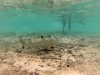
[0,33,100,75]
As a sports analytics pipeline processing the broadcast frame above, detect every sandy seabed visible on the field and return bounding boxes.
[0,33,100,75]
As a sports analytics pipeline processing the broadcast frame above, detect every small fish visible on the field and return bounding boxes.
[79,21,86,25]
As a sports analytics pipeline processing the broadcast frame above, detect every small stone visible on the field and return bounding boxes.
[29,72,33,75]
[7,51,14,55]
[67,50,72,54]
[39,65,44,67]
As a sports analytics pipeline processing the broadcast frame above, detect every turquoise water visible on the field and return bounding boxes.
[0,0,100,34]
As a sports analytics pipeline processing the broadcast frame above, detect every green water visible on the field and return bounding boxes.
[0,0,100,34]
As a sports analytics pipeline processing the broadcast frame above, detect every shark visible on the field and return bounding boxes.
[19,36,61,51]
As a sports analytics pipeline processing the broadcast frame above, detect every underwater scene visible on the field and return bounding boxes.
[0,0,100,75]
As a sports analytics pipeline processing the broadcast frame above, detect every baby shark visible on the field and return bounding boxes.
[20,36,60,51]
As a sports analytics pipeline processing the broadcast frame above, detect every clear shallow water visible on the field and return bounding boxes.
[0,0,100,34]
[0,1,100,75]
